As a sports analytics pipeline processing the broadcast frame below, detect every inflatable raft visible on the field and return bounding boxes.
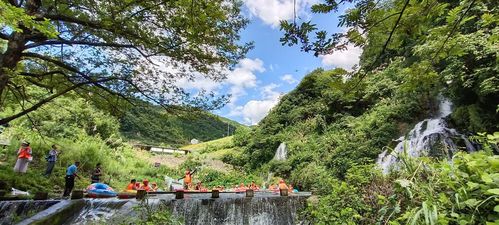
[117,190,137,199]
[86,183,117,198]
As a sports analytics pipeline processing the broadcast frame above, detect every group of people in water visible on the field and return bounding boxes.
[125,179,160,192]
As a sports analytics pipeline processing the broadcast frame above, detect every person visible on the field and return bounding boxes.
[195,182,202,191]
[269,183,276,191]
[63,161,81,197]
[135,182,141,190]
[126,179,137,191]
[250,181,259,190]
[278,179,288,190]
[44,145,59,176]
[151,182,159,192]
[140,179,151,192]
[90,163,102,184]
[13,141,32,173]
[183,169,193,190]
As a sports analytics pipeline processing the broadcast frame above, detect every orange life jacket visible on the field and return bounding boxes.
[279,183,288,190]
[126,183,136,190]
[184,174,192,184]
[18,147,31,159]
[141,185,151,192]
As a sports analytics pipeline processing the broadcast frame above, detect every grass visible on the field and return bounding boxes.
[180,136,234,153]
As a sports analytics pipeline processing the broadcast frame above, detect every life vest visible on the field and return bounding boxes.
[184,174,192,184]
[126,183,136,190]
[278,183,288,190]
[18,147,31,159]
[141,185,151,192]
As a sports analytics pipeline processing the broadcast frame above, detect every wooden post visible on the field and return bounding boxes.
[279,188,288,197]
[34,192,48,200]
[175,190,184,199]
[211,190,220,198]
[246,189,254,198]
[136,190,147,200]
[71,190,84,199]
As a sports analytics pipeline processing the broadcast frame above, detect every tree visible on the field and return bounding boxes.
[0,0,251,125]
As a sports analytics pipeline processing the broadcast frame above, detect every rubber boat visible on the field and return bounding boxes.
[117,190,137,199]
[86,183,117,198]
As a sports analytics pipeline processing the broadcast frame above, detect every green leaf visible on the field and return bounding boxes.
[396,179,411,188]
[463,198,480,207]
[486,189,499,195]
[481,174,493,184]
[494,205,499,213]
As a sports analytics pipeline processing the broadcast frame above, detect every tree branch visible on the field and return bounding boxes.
[378,0,411,60]
[21,52,134,104]
[0,77,116,125]
[20,70,67,78]
[24,39,135,49]
[431,0,477,63]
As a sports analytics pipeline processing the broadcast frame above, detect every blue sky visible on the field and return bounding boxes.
[187,0,361,125]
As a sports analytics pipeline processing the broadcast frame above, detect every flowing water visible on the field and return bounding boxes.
[1,192,310,225]
[274,143,287,161]
[0,200,59,225]
[377,98,476,173]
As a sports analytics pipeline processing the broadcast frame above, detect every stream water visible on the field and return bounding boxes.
[1,192,310,225]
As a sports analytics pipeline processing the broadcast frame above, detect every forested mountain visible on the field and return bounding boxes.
[120,103,243,146]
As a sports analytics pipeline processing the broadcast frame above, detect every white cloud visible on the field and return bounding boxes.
[226,58,265,103]
[319,44,362,71]
[243,0,317,27]
[230,83,282,125]
[176,74,221,92]
[281,74,298,84]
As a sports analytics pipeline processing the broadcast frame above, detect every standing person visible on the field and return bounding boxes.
[183,169,194,190]
[13,141,32,173]
[63,161,80,197]
[44,145,59,177]
[90,163,102,184]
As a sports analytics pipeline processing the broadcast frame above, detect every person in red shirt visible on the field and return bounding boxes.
[13,141,32,173]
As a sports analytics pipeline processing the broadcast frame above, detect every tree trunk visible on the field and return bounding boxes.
[0,0,41,107]
[0,32,26,107]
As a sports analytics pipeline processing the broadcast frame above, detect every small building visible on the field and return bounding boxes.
[134,144,191,155]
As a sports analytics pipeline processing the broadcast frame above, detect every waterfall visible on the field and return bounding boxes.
[274,143,287,161]
[377,97,476,174]
[0,200,59,225]
[3,193,310,225]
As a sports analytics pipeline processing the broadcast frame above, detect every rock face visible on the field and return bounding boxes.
[377,97,476,174]
[2,193,310,225]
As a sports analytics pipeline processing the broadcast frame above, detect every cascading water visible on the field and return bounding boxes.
[0,200,59,225]
[274,143,287,161]
[2,192,310,225]
[377,97,476,174]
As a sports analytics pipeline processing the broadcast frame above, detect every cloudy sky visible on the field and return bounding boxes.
[185,0,361,125]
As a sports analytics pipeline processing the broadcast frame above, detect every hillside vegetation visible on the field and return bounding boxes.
[0,93,250,196]
[222,0,499,224]
[120,103,243,146]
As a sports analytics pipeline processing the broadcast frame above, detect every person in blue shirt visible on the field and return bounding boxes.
[44,145,59,177]
[63,161,81,197]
